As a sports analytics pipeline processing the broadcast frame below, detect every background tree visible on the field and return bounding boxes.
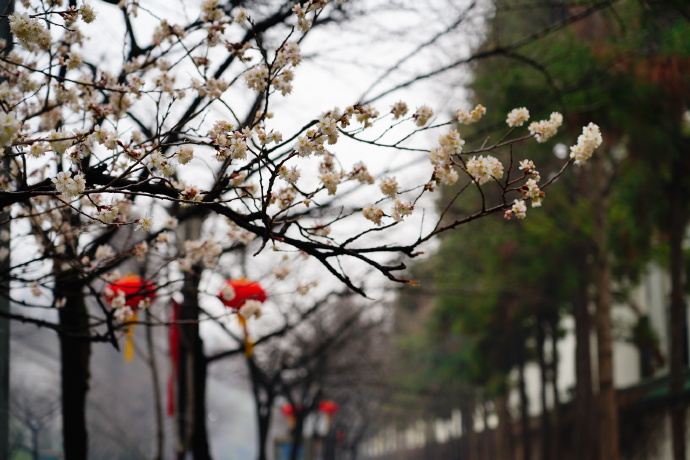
[9,384,59,460]
[387,1,690,460]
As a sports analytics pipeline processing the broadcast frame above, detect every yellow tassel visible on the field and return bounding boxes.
[245,337,254,357]
[124,313,137,362]
[238,314,253,357]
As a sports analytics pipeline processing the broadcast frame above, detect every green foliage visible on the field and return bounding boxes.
[391,0,690,415]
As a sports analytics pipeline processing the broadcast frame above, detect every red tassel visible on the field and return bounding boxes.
[167,300,181,416]
[166,374,175,416]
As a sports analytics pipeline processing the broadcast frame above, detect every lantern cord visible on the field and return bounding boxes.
[124,313,137,362]
[238,314,254,357]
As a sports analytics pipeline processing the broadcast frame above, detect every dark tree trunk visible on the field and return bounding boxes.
[176,334,188,460]
[593,152,619,460]
[668,167,688,460]
[176,276,194,459]
[246,357,274,460]
[175,218,211,460]
[176,266,211,460]
[256,404,272,460]
[573,251,595,460]
[536,319,551,460]
[461,398,477,460]
[496,393,514,460]
[145,309,164,460]
[481,399,492,460]
[57,271,90,460]
[350,443,359,460]
[517,348,531,460]
[31,428,38,460]
[323,430,336,460]
[193,344,210,460]
[549,318,561,460]
[289,414,305,460]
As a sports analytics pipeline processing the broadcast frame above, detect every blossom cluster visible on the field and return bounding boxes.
[504,199,528,220]
[52,171,86,198]
[180,239,223,271]
[529,112,563,143]
[413,106,434,126]
[244,41,303,96]
[0,113,21,149]
[9,13,52,52]
[506,107,530,127]
[456,104,486,124]
[521,179,544,207]
[391,101,409,119]
[570,123,603,165]
[465,155,504,185]
[239,300,263,319]
[292,0,327,33]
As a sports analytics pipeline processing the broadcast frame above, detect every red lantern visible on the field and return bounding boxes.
[103,274,157,362]
[319,400,338,416]
[218,278,267,309]
[104,274,157,308]
[281,403,296,417]
[219,279,267,357]
[281,403,301,429]
[319,400,338,432]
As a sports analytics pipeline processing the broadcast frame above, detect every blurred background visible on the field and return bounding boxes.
[4,0,690,459]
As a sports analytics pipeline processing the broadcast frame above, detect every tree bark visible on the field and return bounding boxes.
[496,393,515,460]
[461,398,478,460]
[175,217,211,460]
[193,348,210,460]
[536,319,551,460]
[145,309,164,460]
[593,152,619,460]
[573,250,595,460]
[517,352,531,460]
[57,271,90,460]
[31,427,38,460]
[549,319,561,460]
[176,268,211,460]
[668,168,688,460]
[289,413,305,460]
[256,403,272,460]
[246,357,274,460]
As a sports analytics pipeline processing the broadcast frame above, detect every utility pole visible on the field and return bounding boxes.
[0,0,13,456]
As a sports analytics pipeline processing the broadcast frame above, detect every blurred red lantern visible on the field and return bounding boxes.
[281,403,296,417]
[103,274,156,362]
[219,279,267,357]
[104,274,157,308]
[218,278,267,310]
[319,400,338,416]
[319,400,338,432]
[281,403,301,429]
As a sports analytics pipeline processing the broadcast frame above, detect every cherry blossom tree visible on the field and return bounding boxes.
[0,0,604,458]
